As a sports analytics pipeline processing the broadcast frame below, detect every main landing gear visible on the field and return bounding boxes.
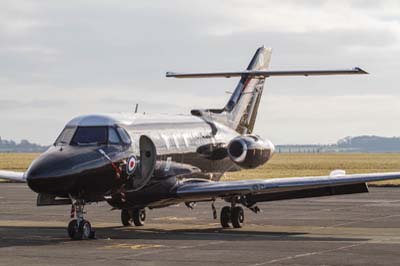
[121,208,146,226]
[67,200,95,240]
[220,205,245,228]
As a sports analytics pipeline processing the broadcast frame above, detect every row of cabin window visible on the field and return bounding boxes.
[140,131,212,150]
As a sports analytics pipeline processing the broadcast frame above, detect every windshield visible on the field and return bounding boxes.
[54,127,76,146]
[117,127,131,144]
[71,127,107,146]
[108,127,121,144]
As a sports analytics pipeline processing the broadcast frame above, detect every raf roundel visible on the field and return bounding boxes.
[126,155,137,175]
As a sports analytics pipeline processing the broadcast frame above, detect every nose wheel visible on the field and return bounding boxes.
[220,206,244,228]
[68,219,94,240]
[121,208,146,226]
[67,200,95,240]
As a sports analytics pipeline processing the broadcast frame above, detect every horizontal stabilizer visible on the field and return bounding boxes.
[166,67,368,78]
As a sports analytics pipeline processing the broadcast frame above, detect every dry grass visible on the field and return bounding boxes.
[1,153,400,186]
[0,153,39,172]
[224,153,400,186]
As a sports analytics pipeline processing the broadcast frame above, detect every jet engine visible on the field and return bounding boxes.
[227,135,274,169]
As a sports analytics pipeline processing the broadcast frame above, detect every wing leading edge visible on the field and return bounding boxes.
[0,170,26,183]
[176,172,400,201]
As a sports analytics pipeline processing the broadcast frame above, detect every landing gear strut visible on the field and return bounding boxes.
[220,206,244,228]
[121,208,146,226]
[67,200,95,240]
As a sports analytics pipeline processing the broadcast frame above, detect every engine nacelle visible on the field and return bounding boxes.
[227,135,275,169]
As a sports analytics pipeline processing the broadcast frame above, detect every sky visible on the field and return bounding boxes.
[1,0,400,145]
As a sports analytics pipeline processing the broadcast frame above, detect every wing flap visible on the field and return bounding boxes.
[0,170,26,183]
[245,183,369,204]
[166,68,367,79]
[176,172,400,201]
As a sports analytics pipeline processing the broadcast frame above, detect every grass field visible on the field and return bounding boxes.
[225,153,400,186]
[1,153,400,186]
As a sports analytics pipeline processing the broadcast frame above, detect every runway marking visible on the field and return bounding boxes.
[77,240,227,266]
[247,242,367,266]
[152,216,196,221]
[99,243,164,250]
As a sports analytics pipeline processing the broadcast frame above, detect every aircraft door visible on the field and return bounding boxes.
[131,135,157,191]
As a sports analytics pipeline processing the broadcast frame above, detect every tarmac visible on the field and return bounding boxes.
[1,183,400,266]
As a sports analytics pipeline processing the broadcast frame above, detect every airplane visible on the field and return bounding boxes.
[2,46,400,241]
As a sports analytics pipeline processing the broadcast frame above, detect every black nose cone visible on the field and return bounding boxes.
[26,145,119,198]
[26,151,74,194]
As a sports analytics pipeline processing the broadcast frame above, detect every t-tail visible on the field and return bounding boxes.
[167,46,367,135]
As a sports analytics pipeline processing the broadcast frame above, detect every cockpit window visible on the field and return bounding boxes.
[54,127,76,146]
[108,127,121,144]
[117,127,131,145]
[71,127,107,146]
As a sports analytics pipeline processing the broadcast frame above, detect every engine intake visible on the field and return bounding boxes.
[227,135,274,169]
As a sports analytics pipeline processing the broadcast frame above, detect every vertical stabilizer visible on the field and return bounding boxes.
[191,46,271,135]
[225,46,271,134]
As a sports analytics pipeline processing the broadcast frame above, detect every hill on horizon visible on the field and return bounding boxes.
[275,135,400,153]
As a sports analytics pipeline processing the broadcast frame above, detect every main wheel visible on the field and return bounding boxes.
[132,209,146,226]
[220,206,231,228]
[121,209,133,226]
[231,206,244,228]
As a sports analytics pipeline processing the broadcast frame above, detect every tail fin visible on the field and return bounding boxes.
[191,46,271,134]
[224,46,271,134]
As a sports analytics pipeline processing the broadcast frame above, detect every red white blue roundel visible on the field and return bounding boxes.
[126,155,137,175]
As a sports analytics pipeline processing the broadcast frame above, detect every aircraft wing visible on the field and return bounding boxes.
[176,172,400,203]
[0,170,26,183]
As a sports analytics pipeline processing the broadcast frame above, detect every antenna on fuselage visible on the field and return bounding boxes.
[134,103,139,114]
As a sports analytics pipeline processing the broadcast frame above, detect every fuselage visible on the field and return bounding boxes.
[26,113,275,208]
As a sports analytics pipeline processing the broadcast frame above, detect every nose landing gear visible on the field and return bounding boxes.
[67,200,95,240]
[121,208,146,226]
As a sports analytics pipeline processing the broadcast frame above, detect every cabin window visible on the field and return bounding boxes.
[117,127,131,145]
[108,127,121,144]
[54,127,76,146]
[71,126,107,146]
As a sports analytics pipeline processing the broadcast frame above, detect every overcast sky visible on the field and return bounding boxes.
[1,0,400,145]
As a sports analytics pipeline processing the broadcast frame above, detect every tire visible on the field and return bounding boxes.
[121,209,132,226]
[220,206,231,228]
[67,219,78,239]
[68,219,83,240]
[79,220,92,240]
[132,209,146,226]
[231,206,244,228]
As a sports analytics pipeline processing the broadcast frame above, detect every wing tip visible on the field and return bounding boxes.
[354,67,369,74]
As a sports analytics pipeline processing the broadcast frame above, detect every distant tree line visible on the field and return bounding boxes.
[1,135,400,153]
[0,137,48,152]
[277,135,400,153]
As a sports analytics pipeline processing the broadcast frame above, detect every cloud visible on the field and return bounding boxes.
[0,99,66,110]
[257,94,400,144]
[0,0,399,144]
